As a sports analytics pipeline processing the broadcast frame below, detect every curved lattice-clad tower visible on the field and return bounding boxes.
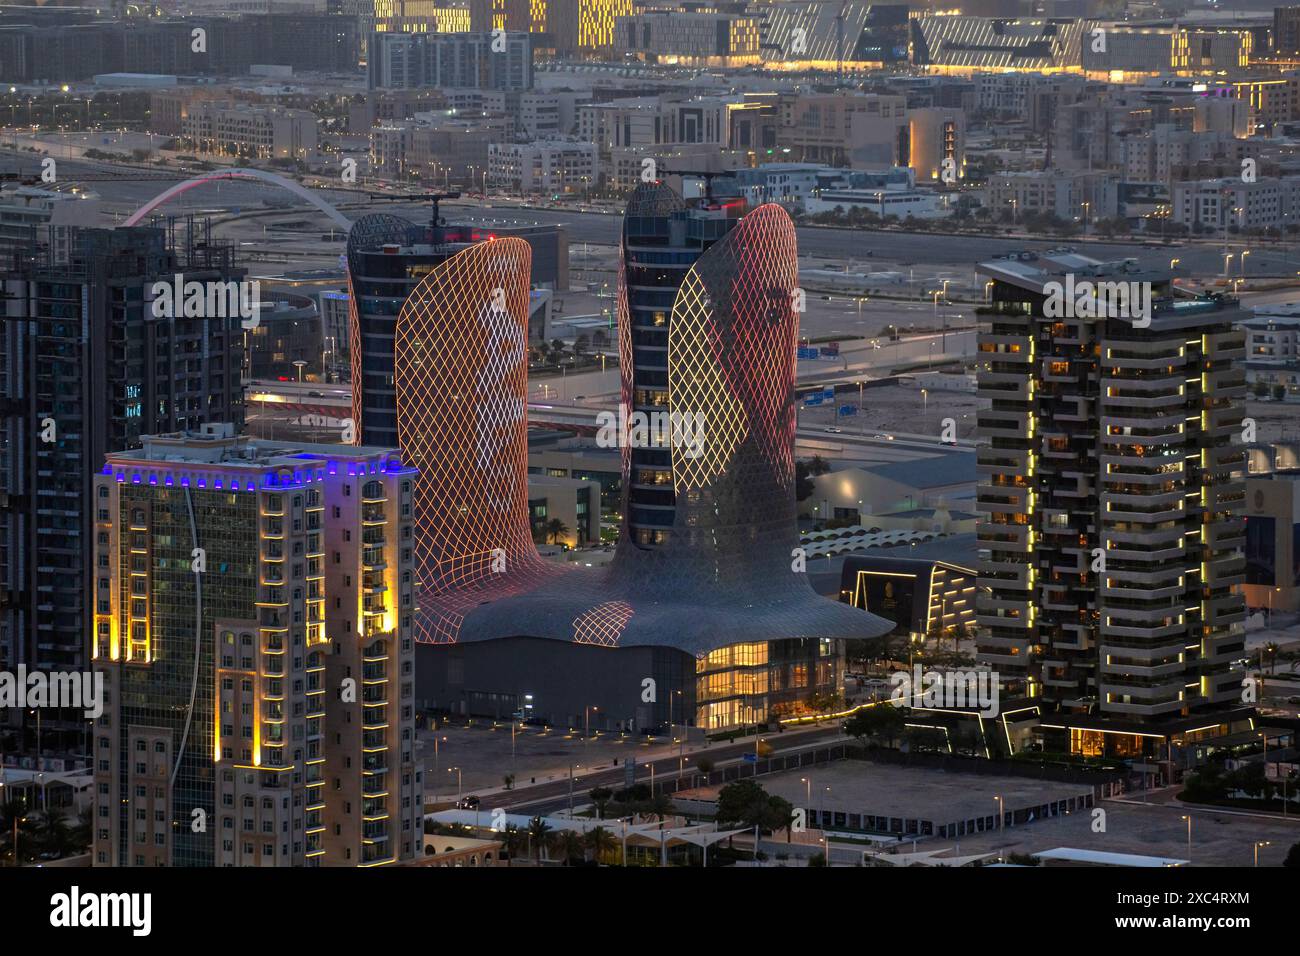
[601,194,875,642]
[345,213,427,447]
[395,238,564,644]
[410,186,891,732]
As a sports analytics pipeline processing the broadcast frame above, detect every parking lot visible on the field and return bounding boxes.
[418,719,686,801]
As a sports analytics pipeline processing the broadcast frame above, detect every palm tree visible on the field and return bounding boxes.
[527,817,552,861]
[0,798,34,865]
[646,793,674,822]
[545,518,570,545]
[31,808,72,859]
[500,824,526,867]
[1263,642,1279,675]
[584,825,617,865]
[69,806,92,853]
[554,830,585,866]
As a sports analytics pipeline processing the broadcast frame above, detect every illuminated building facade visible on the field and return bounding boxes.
[759,1,909,70]
[367,30,533,90]
[394,236,568,645]
[909,16,1085,75]
[0,225,244,759]
[620,183,735,549]
[975,252,1253,761]
[613,11,761,67]
[840,555,978,643]
[906,107,965,185]
[416,187,891,731]
[346,212,566,451]
[546,0,632,56]
[92,429,420,867]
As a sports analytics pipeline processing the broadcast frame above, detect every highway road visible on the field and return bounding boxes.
[14,152,1300,280]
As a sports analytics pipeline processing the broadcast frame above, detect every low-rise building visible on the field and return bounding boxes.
[805,184,948,219]
[613,10,760,67]
[1172,177,1300,231]
[183,102,318,161]
[488,141,598,196]
[1243,471,1300,612]
[984,169,1120,222]
[527,473,602,547]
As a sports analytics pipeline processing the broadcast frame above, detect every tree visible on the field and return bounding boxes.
[795,455,832,502]
[695,757,714,777]
[716,781,792,838]
[1285,842,1300,867]
[0,799,34,864]
[1262,642,1279,675]
[527,817,552,861]
[584,825,617,864]
[646,792,675,822]
[31,809,72,858]
[500,824,526,866]
[844,704,906,749]
[808,851,828,867]
[589,786,613,819]
[553,830,585,865]
[614,784,650,804]
[716,780,770,829]
[69,806,92,853]
[544,518,570,545]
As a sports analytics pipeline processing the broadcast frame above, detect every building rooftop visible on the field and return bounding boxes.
[978,250,1245,328]
[1034,847,1188,867]
[104,427,404,471]
[877,507,979,520]
[862,452,976,490]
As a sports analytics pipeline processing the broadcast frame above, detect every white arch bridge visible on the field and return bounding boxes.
[123,167,353,230]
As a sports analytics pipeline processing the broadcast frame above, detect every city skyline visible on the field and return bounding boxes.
[0,2,1294,904]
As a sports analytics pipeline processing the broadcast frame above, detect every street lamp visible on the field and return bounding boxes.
[1254,840,1270,867]
[449,766,461,803]
[433,734,446,786]
[1181,814,1192,861]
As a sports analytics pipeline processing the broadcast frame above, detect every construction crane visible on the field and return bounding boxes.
[366,190,462,233]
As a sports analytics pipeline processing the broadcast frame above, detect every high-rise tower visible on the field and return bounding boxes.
[415,187,891,732]
[975,251,1252,761]
[0,225,244,758]
[92,430,420,866]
